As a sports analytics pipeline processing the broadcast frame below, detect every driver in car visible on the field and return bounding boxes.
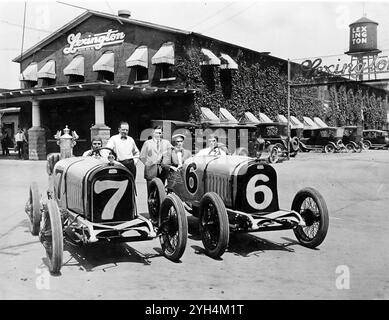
[82,136,103,157]
[196,134,228,156]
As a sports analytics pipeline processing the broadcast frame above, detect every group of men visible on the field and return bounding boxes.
[83,121,193,195]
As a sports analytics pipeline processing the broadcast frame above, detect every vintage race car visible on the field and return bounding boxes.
[148,154,329,258]
[25,147,188,274]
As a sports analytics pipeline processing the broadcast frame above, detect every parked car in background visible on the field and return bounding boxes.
[342,126,364,152]
[362,129,389,150]
[299,127,346,153]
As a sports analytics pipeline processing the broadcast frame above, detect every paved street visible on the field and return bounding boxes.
[0,150,388,300]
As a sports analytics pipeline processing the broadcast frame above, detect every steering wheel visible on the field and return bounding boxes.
[89,147,117,160]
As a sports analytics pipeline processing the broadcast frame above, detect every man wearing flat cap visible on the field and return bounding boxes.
[170,133,192,171]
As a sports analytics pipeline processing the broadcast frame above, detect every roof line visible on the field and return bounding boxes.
[13,9,272,64]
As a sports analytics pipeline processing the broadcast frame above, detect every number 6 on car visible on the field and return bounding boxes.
[149,154,329,259]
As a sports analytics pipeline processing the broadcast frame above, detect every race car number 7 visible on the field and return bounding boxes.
[94,180,128,220]
[246,174,273,210]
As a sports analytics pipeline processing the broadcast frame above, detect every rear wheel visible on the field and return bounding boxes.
[324,144,335,153]
[25,182,41,236]
[363,140,371,150]
[292,187,329,248]
[39,200,63,274]
[199,192,229,259]
[147,178,166,225]
[159,194,188,261]
[345,143,356,153]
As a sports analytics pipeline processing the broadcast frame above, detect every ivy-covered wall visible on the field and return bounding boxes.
[173,42,387,129]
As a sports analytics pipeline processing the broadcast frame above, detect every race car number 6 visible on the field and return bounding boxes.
[246,174,273,210]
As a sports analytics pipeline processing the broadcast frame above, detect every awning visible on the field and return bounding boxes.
[242,111,260,124]
[303,116,320,129]
[151,42,174,65]
[126,46,148,68]
[200,107,220,123]
[19,63,38,81]
[64,55,84,76]
[37,60,56,79]
[220,53,238,70]
[313,117,328,128]
[277,114,288,123]
[93,52,114,73]
[219,108,238,124]
[0,107,20,114]
[258,112,273,123]
[200,48,220,66]
[290,116,304,129]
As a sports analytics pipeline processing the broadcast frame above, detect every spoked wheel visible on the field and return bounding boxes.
[363,141,371,150]
[346,143,356,153]
[268,145,279,164]
[25,182,42,236]
[39,199,63,274]
[159,194,188,261]
[147,178,166,225]
[292,187,329,248]
[199,192,229,259]
[355,142,363,153]
[324,144,335,153]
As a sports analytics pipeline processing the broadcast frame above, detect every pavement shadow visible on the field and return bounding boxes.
[63,240,160,272]
[227,233,298,257]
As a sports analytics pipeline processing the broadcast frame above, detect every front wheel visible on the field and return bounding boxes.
[39,199,63,274]
[159,194,188,261]
[199,192,229,259]
[25,182,41,236]
[292,187,329,248]
[147,178,166,225]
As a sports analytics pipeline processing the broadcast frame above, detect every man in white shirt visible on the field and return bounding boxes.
[14,128,26,159]
[106,121,140,178]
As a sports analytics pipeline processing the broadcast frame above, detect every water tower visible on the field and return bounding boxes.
[345,16,381,81]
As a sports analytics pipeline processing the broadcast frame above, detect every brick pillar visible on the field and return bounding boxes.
[91,95,111,145]
[28,127,46,160]
[28,100,46,160]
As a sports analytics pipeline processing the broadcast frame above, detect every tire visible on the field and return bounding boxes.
[159,194,188,261]
[290,137,300,152]
[355,142,363,153]
[345,143,356,153]
[147,178,166,224]
[199,192,229,259]
[363,140,371,150]
[40,199,63,274]
[324,144,335,153]
[46,153,61,175]
[25,182,41,236]
[268,145,279,164]
[292,187,329,248]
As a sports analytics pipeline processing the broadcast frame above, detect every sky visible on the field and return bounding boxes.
[1,0,389,89]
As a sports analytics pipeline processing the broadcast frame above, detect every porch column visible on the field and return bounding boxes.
[28,99,46,160]
[90,94,111,145]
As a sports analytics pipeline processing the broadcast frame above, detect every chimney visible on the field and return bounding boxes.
[118,10,131,19]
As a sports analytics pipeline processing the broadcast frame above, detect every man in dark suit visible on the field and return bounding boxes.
[140,126,172,194]
[170,133,191,171]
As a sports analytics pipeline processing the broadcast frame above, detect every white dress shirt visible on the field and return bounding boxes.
[106,134,140,162]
